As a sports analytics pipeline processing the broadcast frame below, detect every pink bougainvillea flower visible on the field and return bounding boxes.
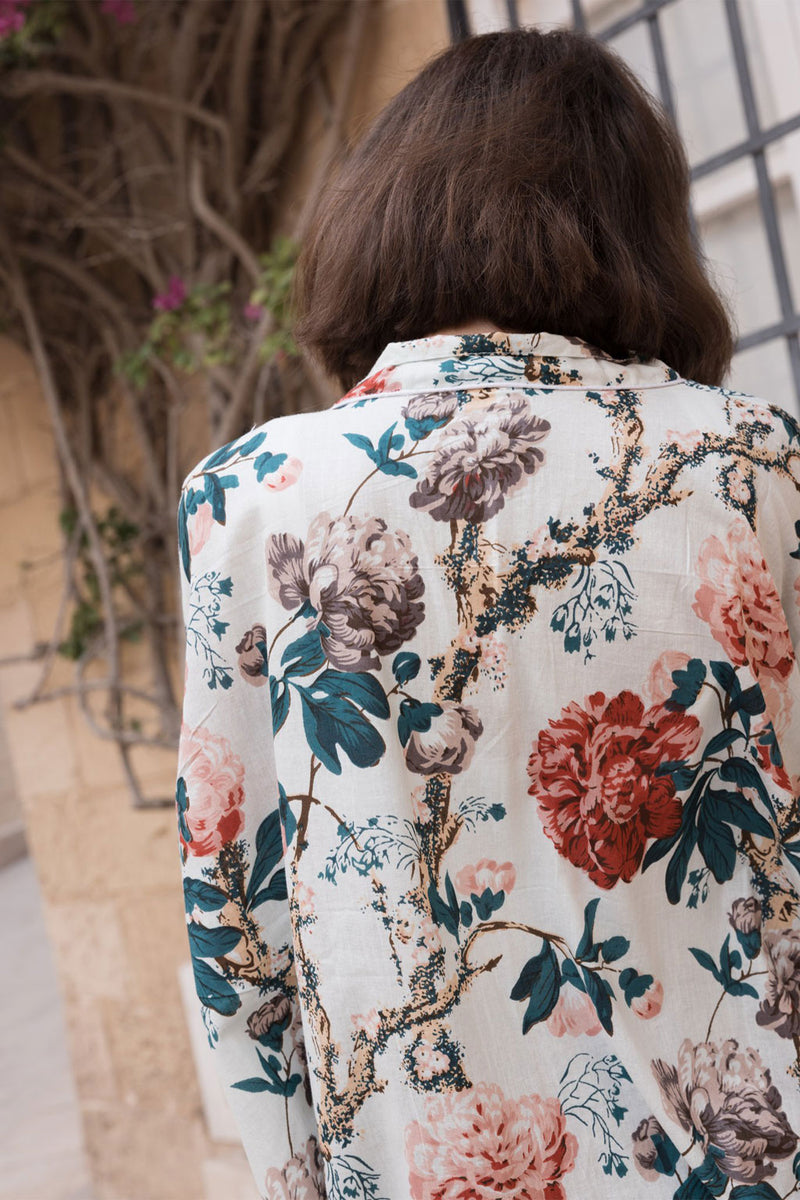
[243,301,264,321]
[693,521,795,683]
[405,1081,578,1200]
[100,0,137,24]
[152,275,187,312]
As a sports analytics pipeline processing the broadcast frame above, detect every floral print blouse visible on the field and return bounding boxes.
[176,330,800,1200]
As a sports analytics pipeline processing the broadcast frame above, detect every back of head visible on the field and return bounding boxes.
[294,26,735,391]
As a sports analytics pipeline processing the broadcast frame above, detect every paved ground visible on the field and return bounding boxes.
[1,851,95,1200]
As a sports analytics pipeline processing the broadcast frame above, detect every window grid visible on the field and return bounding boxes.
[446,0,800,402]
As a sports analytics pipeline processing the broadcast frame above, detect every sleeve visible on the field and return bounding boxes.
[757,411,800,787]
[174,462,323,1198]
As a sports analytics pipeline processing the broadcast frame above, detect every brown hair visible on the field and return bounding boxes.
[293,26,735,391]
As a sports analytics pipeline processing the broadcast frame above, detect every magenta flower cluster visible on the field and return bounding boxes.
[100,0,137,24]
[0,0,30,39]
[152,276,187,312]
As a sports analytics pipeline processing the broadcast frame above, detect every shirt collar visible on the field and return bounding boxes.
[334,330,680,406]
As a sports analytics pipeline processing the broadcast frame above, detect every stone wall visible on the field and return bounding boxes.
[0,3,449,1197]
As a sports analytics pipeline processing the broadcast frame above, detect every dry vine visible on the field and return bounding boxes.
[0,0,369,805]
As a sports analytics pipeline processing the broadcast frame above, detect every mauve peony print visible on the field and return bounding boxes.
[527,689,701,888]
[651,1038,797,1182]
[264,1135,326,1200]
[757,927,800,1039]
[409,394,550,523]
[693,521,795,683]
[404,701,483,775]
[177,723,245,857]
[266,510,425,671]
[404,1081,578,1200]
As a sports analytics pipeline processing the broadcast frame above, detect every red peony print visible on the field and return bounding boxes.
[692,522,795,683]
[527,690,701,889]
[405,1081,578,1200]
[177,723,245,857]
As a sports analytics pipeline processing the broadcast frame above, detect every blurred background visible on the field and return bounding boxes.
[0,1,798,1198]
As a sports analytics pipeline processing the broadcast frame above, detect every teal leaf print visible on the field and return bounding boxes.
[344,423,417,478]
[321,814,421,882]
[235,430,267,457]
[581,966,614,1035]
[688,934,758,1000]
[183,877,227,913]
[204,471,227,523]
[191,955,241,1015]
[269,676,290,733]
[254,450,288,481]
[176,776,191,847]
[247,868,287,909]
[277,781,296,849]
[245,810,285,909]
[600,935,630,963]
[178,492,191,581]
[666,658,706,709]
[510,940,562,1034]
[187,921,242,958]
[232,1046,301,1097]
[428,871,461,940]
[728,1184,783,1199]
[618,967,655,1007]
[392,651,421,684]
[791,519,800,560]
[295,684,386,774]
[470,886,506,920]
[576,897,601,961]
[311,669,390,719]
[281,628,327,676]
[185,570,234,690]
[675,1149,728,1197]
[397,698,442,747]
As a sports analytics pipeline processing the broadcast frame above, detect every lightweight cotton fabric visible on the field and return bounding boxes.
[175,330,800,1200]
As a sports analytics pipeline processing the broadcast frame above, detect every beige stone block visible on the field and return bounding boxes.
[0,336,59,494]
[84,1105,206,1200]
[115,888,190,1011]
[61,995,119,1106]
[44,898,130,1002]
[4,699,78,802]
[0,478,62,571]
[67,695,135,793]
[27,783,181,903]
[101,991,201,1119]
[0,382,25,505]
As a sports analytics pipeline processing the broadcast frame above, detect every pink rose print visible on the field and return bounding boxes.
[630,979,663,1019]
[264,1135,326,1200]
[546,986,602,1038]
[264,454,303,491]
[693,522,795,683]
[528,690,701,888]
[405,1082,578,1200]
[177,723,245,857]
[455,859,516,898]
[644,649,691,706]
[187,501,214,557]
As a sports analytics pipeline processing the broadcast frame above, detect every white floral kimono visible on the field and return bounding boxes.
[176,330,800,1200]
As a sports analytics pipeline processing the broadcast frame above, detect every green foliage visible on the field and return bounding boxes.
[58,505,143,660]
[116,237,300,387]
[0,0,68,69]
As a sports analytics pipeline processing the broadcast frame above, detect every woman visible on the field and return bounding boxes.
[176,26,800,1200]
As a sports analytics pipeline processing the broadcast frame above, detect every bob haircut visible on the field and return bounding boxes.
[293,26,735,392]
